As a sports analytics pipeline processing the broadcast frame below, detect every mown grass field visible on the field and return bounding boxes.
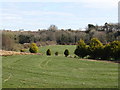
[2,45,118,88]
[39,45,76,56]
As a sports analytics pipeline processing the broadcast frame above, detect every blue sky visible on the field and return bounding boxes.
[0,0,118,30]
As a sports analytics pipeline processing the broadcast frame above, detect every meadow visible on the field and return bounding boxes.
[39,45,76,56]
[2,45,118,88]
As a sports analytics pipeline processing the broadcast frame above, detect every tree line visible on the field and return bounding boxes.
[74,38,120,60]
[2,23,120,51]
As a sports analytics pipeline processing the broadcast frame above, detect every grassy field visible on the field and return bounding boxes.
[39,45,76,56]
[2,45,118,88]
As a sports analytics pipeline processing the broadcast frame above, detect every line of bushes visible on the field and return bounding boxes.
[28,43,70,57]
[46,49,69,57]
[74,38,120,60]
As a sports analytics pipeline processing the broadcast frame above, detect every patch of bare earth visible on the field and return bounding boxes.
[0,50,41,56]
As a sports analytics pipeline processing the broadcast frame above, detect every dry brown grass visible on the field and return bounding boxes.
[0,50,42,56]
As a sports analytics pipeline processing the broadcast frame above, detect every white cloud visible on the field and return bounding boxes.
[63,0,119,9]
[0,13,22,20]
[0,0,118,30]
[82,0,118,9]
[79,0,118,3]
[22,11,74,17]
[0,0,119,3]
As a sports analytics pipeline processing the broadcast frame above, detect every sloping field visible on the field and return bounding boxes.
[2,45,118,88]
[2,55,118,88]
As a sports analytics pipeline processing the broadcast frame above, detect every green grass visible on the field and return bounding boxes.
[2,45,118,88]
[39,45,76,56]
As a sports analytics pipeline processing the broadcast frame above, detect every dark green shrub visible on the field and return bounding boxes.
[46,49,51,56]
[74,39,88,58]
[64,49,69,57]
[20,49,26,52]
[89,38,103,59]
[102,44,111,60]
[110,41,120,60]
[55,52,58,56]
[29,43,38,53]
[103,41,120,60]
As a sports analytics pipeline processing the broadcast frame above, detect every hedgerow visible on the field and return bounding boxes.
[74,38,120,60]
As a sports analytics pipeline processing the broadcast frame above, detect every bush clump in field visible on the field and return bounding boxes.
[74,39,88,58]
[55,52,58,56]
[103,41,120,60]
[20,49,26,52]
[88,38,103,59]
[29,43,38,53]
[110,41,120,60]
[46,49,51,56]
[64,49,69,57]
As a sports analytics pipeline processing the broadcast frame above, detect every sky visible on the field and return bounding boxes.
[0,0,119,31]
